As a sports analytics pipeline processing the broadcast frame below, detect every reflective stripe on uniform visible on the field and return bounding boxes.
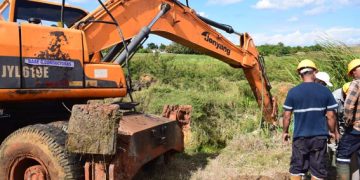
[336,158,351,163]
[293,108,326,113]
[290,173,305,176]
[327,104,338,109]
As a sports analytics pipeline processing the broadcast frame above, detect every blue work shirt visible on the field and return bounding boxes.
[283,82,338,139]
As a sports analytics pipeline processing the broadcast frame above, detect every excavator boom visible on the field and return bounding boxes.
[77,0,277,123]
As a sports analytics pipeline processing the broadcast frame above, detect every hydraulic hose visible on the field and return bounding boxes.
[113,3,171,65]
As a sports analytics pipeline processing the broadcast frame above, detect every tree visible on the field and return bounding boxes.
[147,43,158,50]
[159,44,167,52]
[257,42,322,56]
[165,43,201,54]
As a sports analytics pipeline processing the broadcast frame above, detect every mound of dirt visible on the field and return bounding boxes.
[133,74,157,91]
[272,82,294,105]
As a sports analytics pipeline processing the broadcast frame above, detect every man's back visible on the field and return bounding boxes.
[284,82,337,139]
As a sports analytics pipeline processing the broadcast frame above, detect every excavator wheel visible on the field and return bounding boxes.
[48,120,69,133]
[0,124,83,180]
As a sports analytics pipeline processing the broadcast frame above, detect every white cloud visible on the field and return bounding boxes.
[207,0,243,5]
[254,0,324,10]
[254,0,274,9]
[304,5,329,15]
[252,27,360,46]
[197,12,208,18]
[287,16,299,22]
[253,0,359,15]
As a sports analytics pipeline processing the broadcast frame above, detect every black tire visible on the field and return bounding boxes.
[0,124,83,180]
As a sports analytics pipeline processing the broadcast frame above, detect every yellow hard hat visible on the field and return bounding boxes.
[297,59,317,72]
[347,59,360,76]
[342,82,351,95]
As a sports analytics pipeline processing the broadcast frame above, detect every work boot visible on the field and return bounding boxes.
[337,163,350,180]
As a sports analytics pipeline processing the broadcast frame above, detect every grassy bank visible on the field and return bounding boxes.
[129,47,358,151]
[129,46,359,178]
[130,53,261,151]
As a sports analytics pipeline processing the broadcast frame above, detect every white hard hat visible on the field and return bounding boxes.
[315,72,333,87]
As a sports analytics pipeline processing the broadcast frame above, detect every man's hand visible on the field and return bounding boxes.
[329,131,340,143]
[335,129,340,142]
[326,111,337,136]
[282,111,292,144]
[282,133,290,143]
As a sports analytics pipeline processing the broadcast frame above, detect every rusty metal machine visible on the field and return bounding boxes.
[0,0,277,179]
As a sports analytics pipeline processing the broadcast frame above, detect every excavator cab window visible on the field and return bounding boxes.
[0,1,9,21]
[14,0,87,27]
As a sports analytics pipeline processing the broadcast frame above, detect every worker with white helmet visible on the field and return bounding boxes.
[315,72,333,87]
[337,59,360,180]
[283,59,337,180]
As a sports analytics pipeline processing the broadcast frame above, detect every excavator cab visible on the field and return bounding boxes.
[0,0,87,27]
[0,0,127,99]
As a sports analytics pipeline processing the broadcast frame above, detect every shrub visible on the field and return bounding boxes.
[165,43,202,54]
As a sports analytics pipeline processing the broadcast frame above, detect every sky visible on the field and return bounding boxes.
[52,0,360,47]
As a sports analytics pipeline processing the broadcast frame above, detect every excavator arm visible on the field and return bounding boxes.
[76,0,277,123]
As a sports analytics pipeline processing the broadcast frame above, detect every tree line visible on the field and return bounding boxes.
[138,42,201,54]
[138,42,323,56]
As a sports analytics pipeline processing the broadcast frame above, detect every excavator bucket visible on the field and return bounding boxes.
[64,102,192,179]
[162,105,192,146]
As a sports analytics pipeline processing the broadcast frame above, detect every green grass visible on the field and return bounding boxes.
[129,53,262,151]
[130,43,359,153]
[129,44,359,179]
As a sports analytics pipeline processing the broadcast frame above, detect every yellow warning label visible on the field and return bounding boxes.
[69,81,83,87]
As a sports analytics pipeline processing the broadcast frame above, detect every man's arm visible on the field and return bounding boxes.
[327,111,336,133]
[282,110,292,142]
[326,110,338,141]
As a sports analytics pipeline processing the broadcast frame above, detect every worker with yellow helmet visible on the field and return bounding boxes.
[347,59,360,76]
[337,59,360,179]
[327,82,351,174]
[332,82,351,134]
[296,59,317,74]
[313,69,353,178]
[283,59,337,180]
[342,82,351,95]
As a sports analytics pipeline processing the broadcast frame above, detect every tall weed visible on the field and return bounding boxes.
[130,54,260,151]
[318,40,358,88]
[129,44,359,152]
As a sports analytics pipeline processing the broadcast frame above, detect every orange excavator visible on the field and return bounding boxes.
[0,0,277,179]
